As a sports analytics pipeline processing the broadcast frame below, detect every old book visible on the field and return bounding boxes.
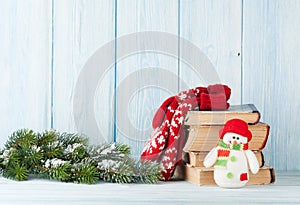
[183,150,264,168]
[185,104,260,126]
[183,122,270,152]
[174,164,276,186]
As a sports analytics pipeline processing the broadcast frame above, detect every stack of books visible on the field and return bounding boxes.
[175,104,276,186]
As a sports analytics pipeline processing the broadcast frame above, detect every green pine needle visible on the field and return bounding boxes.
[0,129,162,184]
[5,163,29,181]
[5,129,36,150]
[115,143,131,155]
[72,161,99,184]
[48,163,72,182]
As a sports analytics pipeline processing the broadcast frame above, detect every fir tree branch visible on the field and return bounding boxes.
[0,129,162,184]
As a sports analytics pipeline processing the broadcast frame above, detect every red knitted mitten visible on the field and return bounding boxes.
[141,88,203,163]
[200,84,231,110]
[200,92,230,110]
[152,86,209,129]
[208,84,231,100]
[152,96,175,129]
[141,84,231,181]
[160,97,198,180]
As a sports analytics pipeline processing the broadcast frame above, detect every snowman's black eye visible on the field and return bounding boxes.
[237,137,240,140]
[233,136,236,139]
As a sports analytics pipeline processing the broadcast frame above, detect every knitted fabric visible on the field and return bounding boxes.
[215,140,248,168]
[219,119,252,142]
[141,84,231,180]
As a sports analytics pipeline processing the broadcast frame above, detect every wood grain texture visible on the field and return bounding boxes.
[180,0,242,105]
[1,0,300,173]
[53,0,115,145]
[1,171,300,204]
[243,0,300,170]
[116,0,179,158]
[0,1,52,147]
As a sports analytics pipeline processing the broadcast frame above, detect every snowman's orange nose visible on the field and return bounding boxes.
[233,140,237,144]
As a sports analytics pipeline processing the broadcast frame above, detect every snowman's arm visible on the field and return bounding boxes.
[203,147,218,168]
[244,150,259,174]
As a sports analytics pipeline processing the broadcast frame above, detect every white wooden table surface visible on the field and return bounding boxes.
[1,171,299,205]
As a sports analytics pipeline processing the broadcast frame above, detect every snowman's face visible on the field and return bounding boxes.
[222,132,248,145]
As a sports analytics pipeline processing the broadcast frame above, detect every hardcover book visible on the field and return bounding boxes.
[183,150,265,168]
[174,164,276,186]
[185,104,260,126]
[183,122,270,152]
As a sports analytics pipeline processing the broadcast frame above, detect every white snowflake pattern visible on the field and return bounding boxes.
[159,145,165,150]
[171,119,178,128]
[167,106,175,113]
[181,103,188,108]
[142,139,154,154]
[162,156,171,162]
[165,147,177,154]
[165,162,173,169]
[178,93,187,101]
[157,135,165,144]
[177,116,184,124]
[151,140,157,149]
[174,109,182,116]
[149,147,153,154]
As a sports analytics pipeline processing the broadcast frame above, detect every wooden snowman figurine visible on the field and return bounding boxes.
[204,119,259,188]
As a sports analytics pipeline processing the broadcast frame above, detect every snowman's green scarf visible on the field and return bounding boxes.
[215,140,248,168]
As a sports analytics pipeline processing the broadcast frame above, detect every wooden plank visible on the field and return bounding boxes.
[0,1,52,146]
[1,171,300,204]
[53,0,115,145]
[116,0,179,158]
[243,0,300,170]
[180,0,242,105]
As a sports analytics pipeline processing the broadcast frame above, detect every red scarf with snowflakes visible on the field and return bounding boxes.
[141,84,231,180]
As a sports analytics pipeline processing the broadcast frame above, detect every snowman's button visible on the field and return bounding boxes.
[230,156,237,162]
[227,172,234,179]
[240,173,248,181]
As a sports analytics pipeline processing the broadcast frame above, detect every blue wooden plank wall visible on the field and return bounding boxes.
[0,0,299,170]
[0,1,52,142]
[243,0,300,170]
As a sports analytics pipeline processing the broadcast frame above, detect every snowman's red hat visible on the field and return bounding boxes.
[219,119,252,141]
